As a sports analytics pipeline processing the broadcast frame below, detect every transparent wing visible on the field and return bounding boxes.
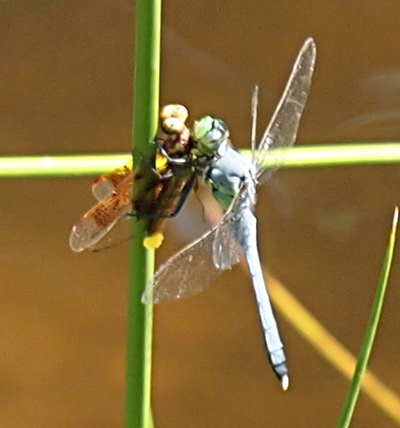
[89,215,133,252]
[142,205,243,304]
[212,221,242,269]
[254,37,317,181]
[70,174,133,252]
[210,181,251,270]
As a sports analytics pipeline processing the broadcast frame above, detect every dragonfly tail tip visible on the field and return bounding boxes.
[281,375,289,391]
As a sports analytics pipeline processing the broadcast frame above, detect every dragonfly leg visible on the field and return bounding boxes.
[156,140,191,166]
[150,164,176,180]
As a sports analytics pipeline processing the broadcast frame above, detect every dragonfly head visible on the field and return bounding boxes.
[160,104,189,134]
[160,104,188,122]
[193,116,229,156]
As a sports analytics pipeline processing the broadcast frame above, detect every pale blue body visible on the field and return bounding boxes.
[205,146,287,378]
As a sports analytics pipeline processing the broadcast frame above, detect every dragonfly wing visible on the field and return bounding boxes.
[70,195,132,252]
[90,216,133,252]
[92,164,132,201]
[142,207,243,304]
[212,219,242,269]
[70,175,133,252]
[142,226,221,304]
[143,195,247,305]
[254,37,317,181]
[211,189,247,270]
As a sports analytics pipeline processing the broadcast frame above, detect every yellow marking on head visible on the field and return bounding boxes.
[143,232,165,249]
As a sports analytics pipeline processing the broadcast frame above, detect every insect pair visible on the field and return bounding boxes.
[70,37,317,388]
[70,104,226,253]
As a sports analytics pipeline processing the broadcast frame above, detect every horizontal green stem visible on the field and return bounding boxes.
[1,143,400,177]
[254,143,400,167]
[0,153,131,177]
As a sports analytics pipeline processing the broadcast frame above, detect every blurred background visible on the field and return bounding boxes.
[1,1,400,427]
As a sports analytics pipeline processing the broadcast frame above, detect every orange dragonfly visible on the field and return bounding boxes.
[69,104,197,252]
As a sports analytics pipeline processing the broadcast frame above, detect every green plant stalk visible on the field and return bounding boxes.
[336,207,399,428]
[126,0,161,426]
[2,143,400,177]
[0,153,131,177]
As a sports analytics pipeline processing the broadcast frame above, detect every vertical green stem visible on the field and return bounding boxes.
[126,0,161,427]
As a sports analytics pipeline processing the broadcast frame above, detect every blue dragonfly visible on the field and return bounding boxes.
[142,38,317,389]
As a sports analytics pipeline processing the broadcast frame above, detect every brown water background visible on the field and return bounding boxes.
[0,1,400,427]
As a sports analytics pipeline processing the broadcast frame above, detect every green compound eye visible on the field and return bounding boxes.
[193,116,229,154]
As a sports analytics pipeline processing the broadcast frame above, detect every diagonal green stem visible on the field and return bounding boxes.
[125,0,161,427]
[336,207,398,428]
[1,143,400,177]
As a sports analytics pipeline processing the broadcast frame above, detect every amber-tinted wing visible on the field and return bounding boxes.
[70,173,133,252]
[91,163,133,201]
